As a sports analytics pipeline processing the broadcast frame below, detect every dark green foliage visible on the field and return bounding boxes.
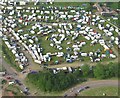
[86,3,94,12]
[81,65,90,77]
[27,63,119,92]
[27,70,85,92]
[106,2,119,9]
[93,64,106,79]
[93,63,119,79]
[2,79,7,84]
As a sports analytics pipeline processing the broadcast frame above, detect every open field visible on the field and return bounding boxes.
[79,86,118,96]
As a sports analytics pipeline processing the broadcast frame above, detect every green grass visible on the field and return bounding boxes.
[0,39,2,55]
[0,65,5,72]
[106,2,119,10]
[0,40,3,72]
[0,39,5,72]
[2,41,22,71]
[97,16,119,37]
[105,17,119,28]
[4,85,24,96]
[79,86,118,96]
[81,42,103,52]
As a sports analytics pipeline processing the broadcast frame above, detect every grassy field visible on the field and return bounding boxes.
[3,85,24,96]
[79,86,118,96]
[0,39,6,72]
[0,39,2,71]
[2,41,22,71]
[106,2,119,10]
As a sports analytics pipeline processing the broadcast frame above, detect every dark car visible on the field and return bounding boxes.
[6,76,13,80]
[30,71,38,74]
[84,86,90,89]
[15,79,22,85]
[23,91,30,95]
[22,71,27,74]
[64,94,67,97]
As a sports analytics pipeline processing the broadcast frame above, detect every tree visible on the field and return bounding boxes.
[113,63,119,77]
[86,3,94,12]
[93,64,106,79]
[27,69,84,92]
[118,63,120,78]
[74,68,83,77]
[81,65,90,77]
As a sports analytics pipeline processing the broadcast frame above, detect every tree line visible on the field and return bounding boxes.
[27,62,119,92]
[81,62,119,79]
[27,69,86,92]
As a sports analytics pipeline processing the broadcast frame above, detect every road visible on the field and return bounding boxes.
[64,80,118,96]
[0,55,32,96]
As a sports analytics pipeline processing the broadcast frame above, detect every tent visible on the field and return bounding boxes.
[105,50,110,55]
[55,60,59,64]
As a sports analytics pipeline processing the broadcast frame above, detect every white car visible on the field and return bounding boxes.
[9,81,14,85]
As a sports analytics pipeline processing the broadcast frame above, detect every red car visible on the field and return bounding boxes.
[6,76,13,80]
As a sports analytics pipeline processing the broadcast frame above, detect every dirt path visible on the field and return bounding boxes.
[48,58,118,68]
[65,80,118,96]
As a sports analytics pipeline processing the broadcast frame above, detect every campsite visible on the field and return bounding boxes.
[1,1,119,97]
[1,2,119,70]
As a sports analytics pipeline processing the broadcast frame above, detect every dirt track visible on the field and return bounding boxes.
[64,80,118,96]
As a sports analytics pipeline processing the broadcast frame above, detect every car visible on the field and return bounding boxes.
[30,71,38,74]
[14,79,22,85]
[24,87,29,92]
[9,81,15,85]
[21,71,27,74]
[77,87,84,92]
[23,91,29,95]
[84,86,90,89]
[6,76,13,80]
[64,94,67,97]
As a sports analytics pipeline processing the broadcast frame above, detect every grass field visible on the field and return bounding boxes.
[0,39,2,72]
[2,41,22,71]
[79,86,118,96]
[3,85,24,96]
[106,2,119,10]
